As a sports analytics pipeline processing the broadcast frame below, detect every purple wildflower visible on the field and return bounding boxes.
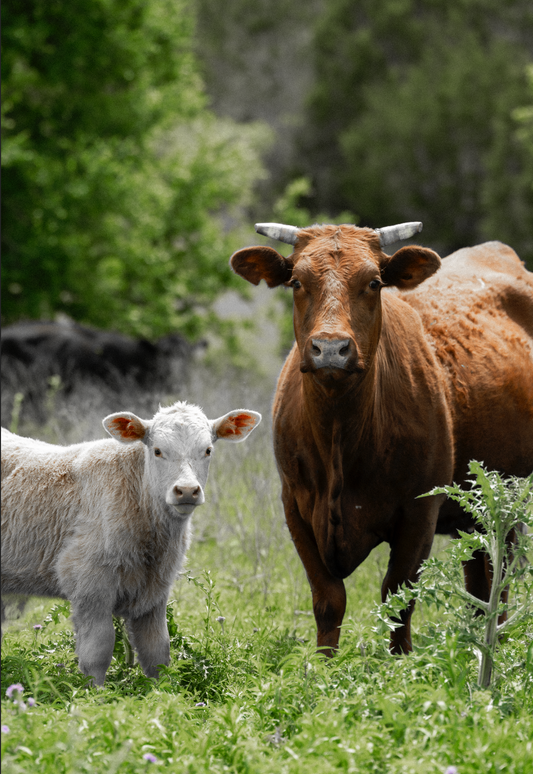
[143,752,158,763]
[33,624,43,631]
[1,725,10,734]
[27,697,36,707]
[195,702,206,707]
[445,767,459,774]
[6,683,24,699]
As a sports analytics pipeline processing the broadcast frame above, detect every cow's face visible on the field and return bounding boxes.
[231,225,440,386]
[103,403,261,516]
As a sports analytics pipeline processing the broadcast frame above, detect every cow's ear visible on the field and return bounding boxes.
[380,246,441,290]
[103,412,149,443]
[211,410,262,443]
[230,246,293,288]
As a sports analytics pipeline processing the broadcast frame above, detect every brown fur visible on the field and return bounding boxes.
[230,227,533,654]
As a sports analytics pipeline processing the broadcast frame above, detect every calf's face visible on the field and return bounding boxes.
[103,403,261,516]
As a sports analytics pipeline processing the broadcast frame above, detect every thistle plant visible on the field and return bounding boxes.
[376,462,532,688]
[113,616,136,668]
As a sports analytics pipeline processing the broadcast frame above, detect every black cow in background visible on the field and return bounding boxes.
[1,317,204,426]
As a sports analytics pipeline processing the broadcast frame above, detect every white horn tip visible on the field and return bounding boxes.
[255,222,299,245]
[377,221,423,246]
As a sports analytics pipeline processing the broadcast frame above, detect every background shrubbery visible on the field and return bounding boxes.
[1,0,270,338]
[3,0,533,346]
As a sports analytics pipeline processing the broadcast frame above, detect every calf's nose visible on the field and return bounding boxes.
[173,485,201,504]
[310,338,352,369]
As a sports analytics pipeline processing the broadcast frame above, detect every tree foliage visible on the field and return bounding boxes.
[194,0,322,214]
[301,0,533,264]
[2,0,270,338]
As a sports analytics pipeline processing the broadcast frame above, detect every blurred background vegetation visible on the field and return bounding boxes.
[2,0,533,345]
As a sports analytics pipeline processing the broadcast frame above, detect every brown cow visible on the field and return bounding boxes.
[230,222,533,654]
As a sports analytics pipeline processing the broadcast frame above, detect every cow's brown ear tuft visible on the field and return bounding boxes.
[103,412,148,443]
[230,246,293,288]
[211,409,262,442]
[380,246,441,290]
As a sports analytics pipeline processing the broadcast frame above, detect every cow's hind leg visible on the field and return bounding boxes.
[127,600,170,678]
[72,605,115,686]
[462,549,491,606]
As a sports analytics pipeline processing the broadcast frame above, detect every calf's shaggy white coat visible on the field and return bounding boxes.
[1,402,261,685]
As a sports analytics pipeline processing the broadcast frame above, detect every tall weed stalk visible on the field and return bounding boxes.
[377,462,532,688]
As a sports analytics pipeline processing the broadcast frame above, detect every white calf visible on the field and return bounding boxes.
[1,402,261,685]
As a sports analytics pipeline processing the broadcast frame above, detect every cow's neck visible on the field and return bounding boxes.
[301,362,378,468]
[300,367,378,536]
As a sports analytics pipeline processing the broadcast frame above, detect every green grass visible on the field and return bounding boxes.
[2,372,533,773]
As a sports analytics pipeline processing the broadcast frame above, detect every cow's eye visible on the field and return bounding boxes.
[205,447,213,457]
[369,279,382,290]
[291,278,302,289]
[154,448,162,457]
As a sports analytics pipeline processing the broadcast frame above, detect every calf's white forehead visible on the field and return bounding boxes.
[150,402,212,450]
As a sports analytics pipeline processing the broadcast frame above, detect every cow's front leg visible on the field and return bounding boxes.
[283,490,346,656]
[127,600,170,678]
[381,497,441,654]
[72,605,115,686]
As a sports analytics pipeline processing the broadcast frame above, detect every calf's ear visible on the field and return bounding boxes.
[380,246,441,289]
[230,246,293,287]
[103,412,149,443]
[212,410,262,443]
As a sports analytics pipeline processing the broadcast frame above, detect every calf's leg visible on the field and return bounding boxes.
[72,606,115,686]
[127,600,170,678]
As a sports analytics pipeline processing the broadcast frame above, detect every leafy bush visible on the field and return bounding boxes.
[2,0,271,339]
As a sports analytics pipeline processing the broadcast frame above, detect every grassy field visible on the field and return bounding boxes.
[2,368,532,773]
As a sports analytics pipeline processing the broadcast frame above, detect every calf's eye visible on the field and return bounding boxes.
[291,278,302,289]
[205,447,212,457]
[369,279,382,290]
[154,448,162,457]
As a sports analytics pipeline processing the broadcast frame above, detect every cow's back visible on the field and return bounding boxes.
[401,241,533,508]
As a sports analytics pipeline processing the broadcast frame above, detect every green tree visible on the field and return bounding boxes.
[300,0,533,265]
[194,0,322,215]
[481,63,533,263]
[2,0,270,338]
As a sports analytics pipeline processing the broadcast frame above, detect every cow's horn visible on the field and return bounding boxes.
[255,222,299,245]
[376,221,423,246]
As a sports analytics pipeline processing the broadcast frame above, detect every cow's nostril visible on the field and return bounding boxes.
[339,344,350,356]
[312,344,321,355]
[174,485,200,501]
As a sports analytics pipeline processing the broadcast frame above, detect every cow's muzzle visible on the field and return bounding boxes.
[301,337,364,377]
[167,483,205,515]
